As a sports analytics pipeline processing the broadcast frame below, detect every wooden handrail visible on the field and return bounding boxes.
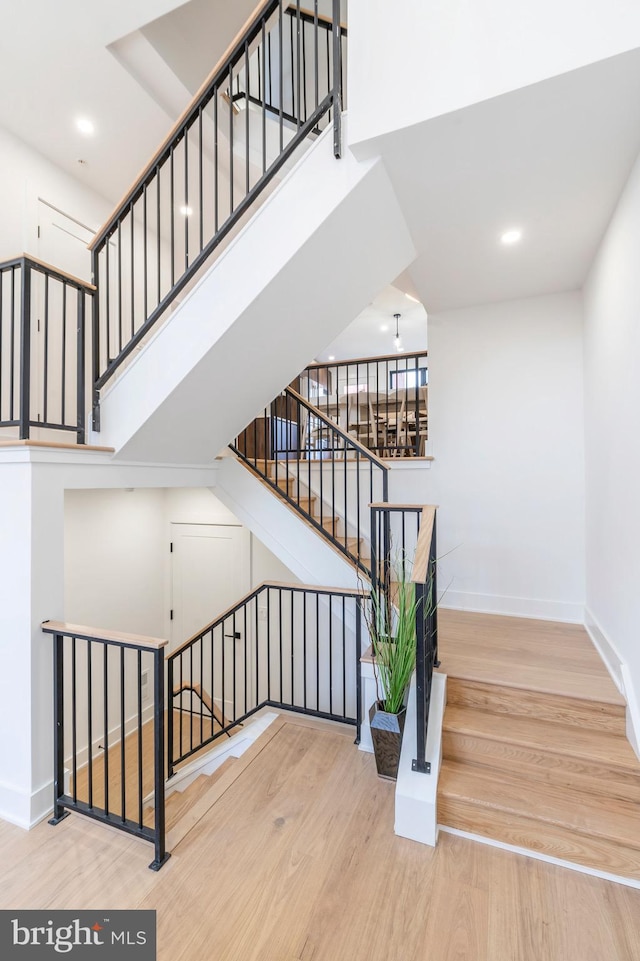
[0,254,96,291]
[41,620,167,651]
[305,349,428,369]
[88,0,276,252]
[285,386,389,469]
[169,579,367,659]
[411,506,436,584]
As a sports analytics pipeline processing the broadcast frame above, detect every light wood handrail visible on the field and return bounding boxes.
[411,506,437,584]
[0,253,97,291]
[41,620,167,650]
[285,386,389,469]
[305,349,428,369]
[168,580,368,659]
[88,0,276,251]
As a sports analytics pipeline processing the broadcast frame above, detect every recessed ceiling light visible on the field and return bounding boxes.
[179,205,193,217]
[380,324,389,332]
[328,355,335,361]
[76,117,95,136]
[500,228,522,245]
[405,293,420,303]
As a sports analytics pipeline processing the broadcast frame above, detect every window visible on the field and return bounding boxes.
[389,367,428,390]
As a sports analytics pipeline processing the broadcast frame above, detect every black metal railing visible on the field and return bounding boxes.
[0,256,93,443]
[369,504,438,774]
[231,4,347,132]
[89,0,345,424]
[232,386,388,577]
[167,581,365,775]
[42,621,170,871]
[297,351,428,457]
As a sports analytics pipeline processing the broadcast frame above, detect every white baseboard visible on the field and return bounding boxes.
[439,826,640,890]
[441,591,584,623]
[584,609,624,693]
[584,608,639,761]
[0,776,55,830]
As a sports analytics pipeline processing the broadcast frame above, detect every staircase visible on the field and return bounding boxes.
[437,609,640,880]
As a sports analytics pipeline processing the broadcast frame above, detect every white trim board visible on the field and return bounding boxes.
[584,608,640,760]
[439,826,640,891]
[440,592,584,624]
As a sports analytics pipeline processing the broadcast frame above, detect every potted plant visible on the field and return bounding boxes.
[365,564,420,781]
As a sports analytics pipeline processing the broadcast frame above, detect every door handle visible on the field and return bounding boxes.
[224,632,242,640]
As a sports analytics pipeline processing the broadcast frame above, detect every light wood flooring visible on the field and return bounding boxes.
[71,709,229,826]
[437,609,640,880]
[1,717,640,960]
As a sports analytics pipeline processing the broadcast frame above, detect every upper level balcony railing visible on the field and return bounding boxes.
[295,350,428,458]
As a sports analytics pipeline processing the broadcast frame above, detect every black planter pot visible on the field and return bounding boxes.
[369,701,407,781]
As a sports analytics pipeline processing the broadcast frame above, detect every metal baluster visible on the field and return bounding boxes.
[137,650,143,828]
[120,646,126,822]
[117,221,123,353]
[303,590,307,710]
[130,204,135,340]
[355,598,362,744]
[198,106,204,253]
[290,589,294,705]
[214,86,219,233]
[49,633,69,824]
[328,594,333,715]
[278,0,284,152]
[60,282,66,426]
[314,0,319,111]
[19,262,31,438]
[72,637,77,803]
[167,655,174,779]
[261,20,267,174]
[184,127,189,273]
[229,64,234,214]
[103,643,109,814]
[267,588,271,701]
[170,150,175,287]
[76,290,86,443]
[150,646,169,870]
[143,184,148,323]
[332,0,342,155]
[87,639,93,809]
[43,275,49,426]
[245,41,250,197]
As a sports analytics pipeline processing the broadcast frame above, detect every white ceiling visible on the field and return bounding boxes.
[1,3,639,317]
[362,47,640,312]
[314,283,427,362]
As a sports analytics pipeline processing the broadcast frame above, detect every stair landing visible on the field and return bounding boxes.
[436,609,640,880]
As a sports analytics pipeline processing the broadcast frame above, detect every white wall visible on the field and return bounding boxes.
[64,488,166,636]
[0,124,112,270]
[64,486,297,640]
[348,0,640,149]
[583,148,640,708]
[397,292,586,621]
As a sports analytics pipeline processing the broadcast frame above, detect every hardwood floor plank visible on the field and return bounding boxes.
[2,721,640,960]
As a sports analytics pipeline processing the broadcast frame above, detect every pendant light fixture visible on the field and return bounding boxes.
[394,313,404,352]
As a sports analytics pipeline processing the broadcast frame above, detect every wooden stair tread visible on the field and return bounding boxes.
[445,678,626,734]
[439,609,624,706]
[439,760,640,852]
[443,705,640,772]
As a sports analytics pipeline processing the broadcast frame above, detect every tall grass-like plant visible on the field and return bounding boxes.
[367,564,420,715]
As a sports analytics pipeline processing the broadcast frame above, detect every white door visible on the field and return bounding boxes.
[170,523,251,720]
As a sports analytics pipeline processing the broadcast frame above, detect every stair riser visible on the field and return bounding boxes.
[446,679,626,735]
[439,797,640,881]
[443,731,640,803]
